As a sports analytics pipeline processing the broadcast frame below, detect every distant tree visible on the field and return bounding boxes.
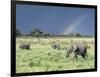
[47,33,51,36]
[30,28,43,37]
[44,33,51,37]
[16,29,21,36]
[76,33,81,37]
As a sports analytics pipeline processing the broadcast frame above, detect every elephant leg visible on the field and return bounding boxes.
[73,52,78,60]
[82,54,87,60]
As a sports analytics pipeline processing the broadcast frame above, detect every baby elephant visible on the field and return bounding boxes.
[19,43,30,50]
[66,43,87,60]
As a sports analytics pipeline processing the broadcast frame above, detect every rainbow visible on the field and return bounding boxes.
[61,15,87,35]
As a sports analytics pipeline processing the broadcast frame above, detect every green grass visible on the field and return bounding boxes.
[16,37,95,73]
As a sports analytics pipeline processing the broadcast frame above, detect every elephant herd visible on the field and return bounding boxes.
[19,42,88,60]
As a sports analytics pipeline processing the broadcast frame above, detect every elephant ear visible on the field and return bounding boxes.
[72,44,78,53]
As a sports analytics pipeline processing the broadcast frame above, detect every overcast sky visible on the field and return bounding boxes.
[16,4,95,36]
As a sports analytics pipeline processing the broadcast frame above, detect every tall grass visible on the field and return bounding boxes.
[16,37,95,73]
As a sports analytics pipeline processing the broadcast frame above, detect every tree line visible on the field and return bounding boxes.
[16,28,92,37]
[16,28,51,37]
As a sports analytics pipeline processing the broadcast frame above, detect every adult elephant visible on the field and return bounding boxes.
[66,43,88,60]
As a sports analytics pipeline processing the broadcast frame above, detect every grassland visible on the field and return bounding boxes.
[16,37,95,73]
